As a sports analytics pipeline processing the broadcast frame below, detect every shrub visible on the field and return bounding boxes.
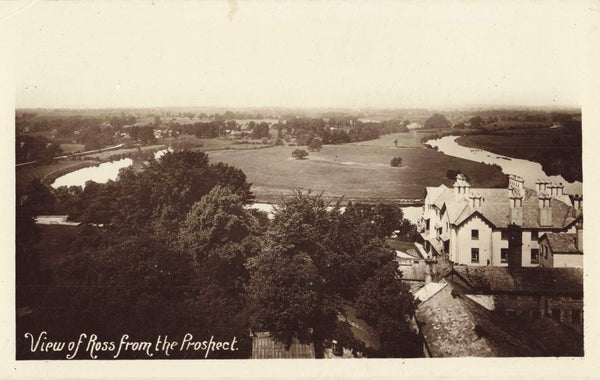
[292,149,308,160]
[390,156,402,167]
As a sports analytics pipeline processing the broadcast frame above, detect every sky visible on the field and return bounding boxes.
[11,0,593,109]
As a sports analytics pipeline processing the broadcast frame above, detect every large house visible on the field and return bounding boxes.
[418,174,582,267]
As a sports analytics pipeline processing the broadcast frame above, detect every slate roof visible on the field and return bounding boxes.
[251,332,315,359]
[415,281,583,357]
[542,233,580,254]
[427,185,580,229]
[450,266,583,296]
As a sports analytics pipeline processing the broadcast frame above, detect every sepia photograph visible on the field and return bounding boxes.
[4,0,600,378]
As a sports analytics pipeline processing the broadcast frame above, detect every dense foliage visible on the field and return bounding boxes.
[423,113,452,129]
[16,153,423,359]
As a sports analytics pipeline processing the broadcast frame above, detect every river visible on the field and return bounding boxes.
[51,150,169,189]
[426,136,582,194]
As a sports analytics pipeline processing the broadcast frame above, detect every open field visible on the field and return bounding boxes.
[59,143,85,153]
[456,128,581,182]
[208,133,507,202]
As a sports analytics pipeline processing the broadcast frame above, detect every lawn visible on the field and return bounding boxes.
[207,133,507,202]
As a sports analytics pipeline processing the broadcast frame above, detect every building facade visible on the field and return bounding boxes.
[418,174,582,267]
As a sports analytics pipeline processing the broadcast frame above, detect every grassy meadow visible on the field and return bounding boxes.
[208,132,507,202]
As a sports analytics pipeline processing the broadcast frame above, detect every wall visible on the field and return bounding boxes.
[539,240,553,268]
[491,230,509,267]
[455,215,492,266]
[521,230,540,267]
[554,254,583,268]
[493,294,583,333]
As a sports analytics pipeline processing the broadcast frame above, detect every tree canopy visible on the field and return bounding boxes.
[424,113,452,129]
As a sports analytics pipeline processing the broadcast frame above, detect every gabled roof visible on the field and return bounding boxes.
[541,233,580,254]
[415,281,583,357]
[424,185,579,229]
[450,266,583,296]
[425,185,449,205]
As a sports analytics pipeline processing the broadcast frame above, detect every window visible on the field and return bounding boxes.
[552,309,561,321]
[471,248,479,263]
[531,230,538,241]
[501,230,508,240]
[571,309,581,325]
[472,229,479,240]
[531,248,539,264]
[501,248,508,263]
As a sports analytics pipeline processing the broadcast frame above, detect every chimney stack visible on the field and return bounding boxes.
[538,194,552,227]
[454,174,470,198]
[509,194,523,226]
[572,194,583,211]
[509,174,525,192]
[469,194,483,208]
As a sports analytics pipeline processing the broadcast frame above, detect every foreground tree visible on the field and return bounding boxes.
[246,191,418,356]
[354,262,422,357]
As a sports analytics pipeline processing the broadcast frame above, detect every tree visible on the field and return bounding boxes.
[246,251,329,346]
[308,137,322,152]
[178,185,260,264]
[390,156,402,167]
[446,169,460,179]
[354,262,422,357]
[423,114,451,129]
[470,116,484,128]
[292,149,308,160]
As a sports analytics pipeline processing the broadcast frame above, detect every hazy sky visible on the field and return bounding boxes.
[13,1,590,109]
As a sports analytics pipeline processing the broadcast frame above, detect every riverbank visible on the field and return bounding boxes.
[427,135,582,194]
[17,145,168,191]
[455,128,581,183]
[16,160,96,189]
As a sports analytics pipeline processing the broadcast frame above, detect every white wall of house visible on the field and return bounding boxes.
[521,230,540,267]
[449,228,458,262]
[455,216,493,266]
[554,254,583,268]
[491,230,509,267]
